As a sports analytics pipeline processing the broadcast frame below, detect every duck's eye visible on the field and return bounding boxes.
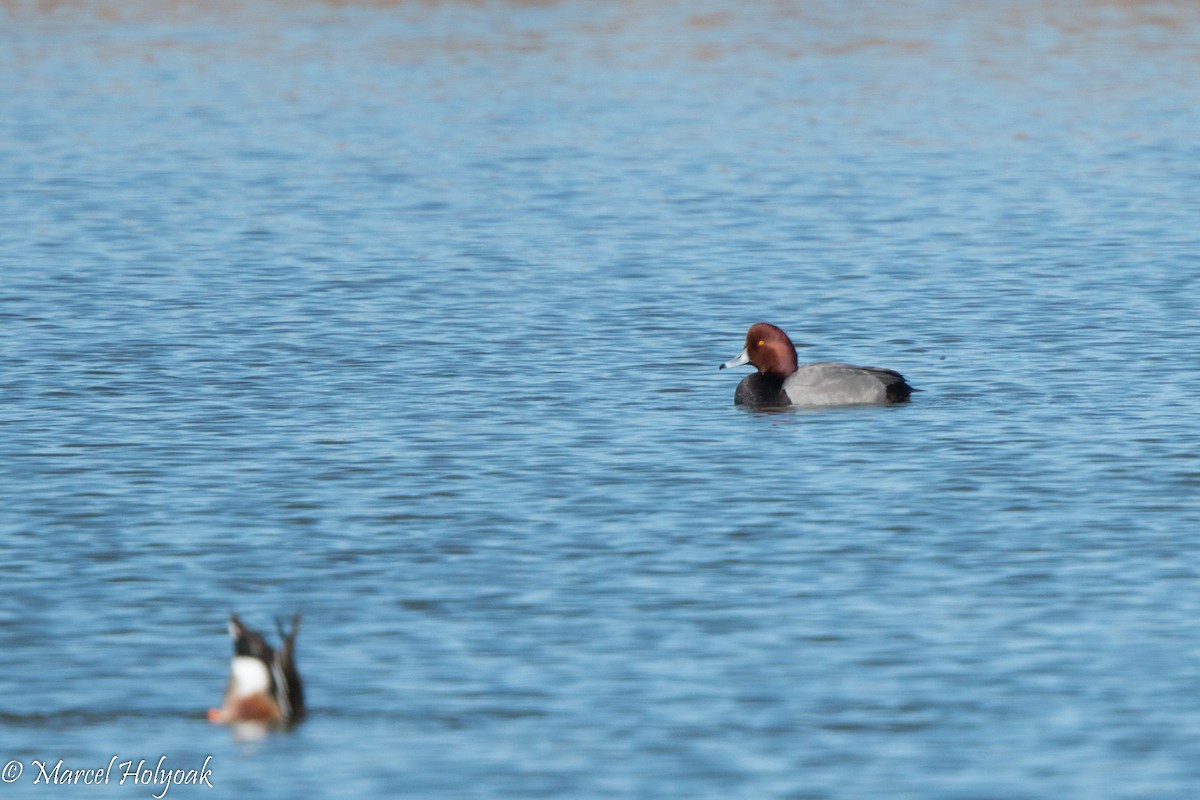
[757,340,765,346]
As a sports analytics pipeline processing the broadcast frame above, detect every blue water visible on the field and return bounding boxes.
[3,1,1200,797]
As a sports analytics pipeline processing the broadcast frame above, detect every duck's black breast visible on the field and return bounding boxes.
[733,374,791,406]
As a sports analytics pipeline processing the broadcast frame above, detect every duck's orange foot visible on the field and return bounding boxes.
[206,707,224,723]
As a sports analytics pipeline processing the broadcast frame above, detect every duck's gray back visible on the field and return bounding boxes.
[782,362,914,406]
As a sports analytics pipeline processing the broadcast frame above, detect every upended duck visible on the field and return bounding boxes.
[207,613,304,728]
[721,322,915,407]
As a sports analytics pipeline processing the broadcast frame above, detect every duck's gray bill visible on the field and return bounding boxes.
[720,349,750,371]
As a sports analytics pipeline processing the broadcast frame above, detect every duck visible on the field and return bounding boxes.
[720,322,915,407]
[207,613,305,727]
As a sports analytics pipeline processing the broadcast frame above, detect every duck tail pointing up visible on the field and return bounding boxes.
[271,613,305,724]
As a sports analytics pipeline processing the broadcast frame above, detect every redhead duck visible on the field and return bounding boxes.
[721,322,915,407]
[207,613,305,727]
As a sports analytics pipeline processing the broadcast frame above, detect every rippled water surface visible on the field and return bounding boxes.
[3,1,1200,797]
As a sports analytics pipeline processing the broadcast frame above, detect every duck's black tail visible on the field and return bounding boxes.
[272,613,305,723]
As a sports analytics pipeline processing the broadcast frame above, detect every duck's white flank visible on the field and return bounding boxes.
[229,655,272,697]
